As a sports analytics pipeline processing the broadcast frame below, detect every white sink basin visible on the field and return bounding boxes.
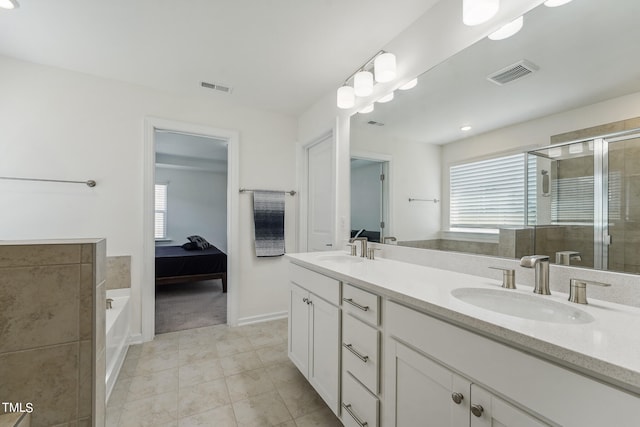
[451,288,595,324]
[317,255,365,264]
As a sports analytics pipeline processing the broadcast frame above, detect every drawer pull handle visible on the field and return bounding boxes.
[343,343,369,363]
[342,403,368,427]
[343,298,369,312]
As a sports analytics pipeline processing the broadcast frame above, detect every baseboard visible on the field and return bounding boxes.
[237,310,288,326]
[128,333,144,345]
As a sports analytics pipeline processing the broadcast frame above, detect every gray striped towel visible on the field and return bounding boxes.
[253,191,285,257]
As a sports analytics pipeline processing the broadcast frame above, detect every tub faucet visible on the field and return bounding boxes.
[349,237,368,258]
[520,255,550,295]
[555,251,581,265]
[106,298,114,310]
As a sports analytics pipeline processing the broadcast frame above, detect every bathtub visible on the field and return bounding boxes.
[105,288,130,401]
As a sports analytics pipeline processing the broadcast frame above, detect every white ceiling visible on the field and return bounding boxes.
[0,0,440,116]
[352,0,640,145]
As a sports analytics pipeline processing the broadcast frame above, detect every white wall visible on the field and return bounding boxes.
[351,162,382,232]
[0,55,298,335]
[441,90,640,230]
[155,167,228,252]
[351,125,441,241]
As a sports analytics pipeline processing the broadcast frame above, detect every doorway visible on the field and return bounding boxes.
[153,130,228,334]
[350,156,390,243]
[143,118,240,341]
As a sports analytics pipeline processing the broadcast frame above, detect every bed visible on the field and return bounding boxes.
[155,245,227,292]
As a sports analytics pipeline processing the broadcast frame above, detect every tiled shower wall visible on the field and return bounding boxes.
[0,240,106,427]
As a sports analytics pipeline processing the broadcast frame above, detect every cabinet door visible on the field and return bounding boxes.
[470,385,549,427]
[288,283,310,376]
[308,294,340,414]
[387,340,469,427]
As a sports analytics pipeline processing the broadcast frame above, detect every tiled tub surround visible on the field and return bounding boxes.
[106,256,131,290]
[287,250,640,397]
[0,240,106,427]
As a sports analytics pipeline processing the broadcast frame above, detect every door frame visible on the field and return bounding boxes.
[143,117,240,341]
[351,150,393,240]
[297,129,336,252]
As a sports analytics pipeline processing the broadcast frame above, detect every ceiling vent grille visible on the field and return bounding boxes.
[201,81,233,93]
[487,60,539,86]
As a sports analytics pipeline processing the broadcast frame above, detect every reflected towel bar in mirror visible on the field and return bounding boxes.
[408,198,440,203]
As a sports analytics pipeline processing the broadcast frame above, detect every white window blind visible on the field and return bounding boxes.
[155,184,168,239]
[450,154,526,229]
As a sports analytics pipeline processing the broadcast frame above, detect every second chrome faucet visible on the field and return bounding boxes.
[520,255,550,295]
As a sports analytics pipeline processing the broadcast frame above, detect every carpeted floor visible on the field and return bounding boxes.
[155,279,227,334]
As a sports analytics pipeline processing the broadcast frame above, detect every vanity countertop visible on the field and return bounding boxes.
[287,251,640,396]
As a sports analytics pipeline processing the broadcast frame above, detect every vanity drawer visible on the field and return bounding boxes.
[343,314,379,393]
[289,263,340,305]
[342,372,379,427]
[343,283,380,325]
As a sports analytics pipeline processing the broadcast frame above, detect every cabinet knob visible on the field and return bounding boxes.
[471,404,484,417]
[451,392,464,404]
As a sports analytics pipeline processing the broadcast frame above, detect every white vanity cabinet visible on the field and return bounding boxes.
[288,265,341,414]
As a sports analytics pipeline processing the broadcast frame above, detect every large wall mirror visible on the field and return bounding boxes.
[349,0,640,274]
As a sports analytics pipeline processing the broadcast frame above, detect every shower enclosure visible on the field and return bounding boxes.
[527,129,640,273]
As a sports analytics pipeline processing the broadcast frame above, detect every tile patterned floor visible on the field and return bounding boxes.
[107,319,342,427]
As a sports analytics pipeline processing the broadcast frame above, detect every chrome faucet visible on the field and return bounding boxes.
[349,237,368,258]
[382,236,397,244]
[555,251,581,266]
[520,255,550,295]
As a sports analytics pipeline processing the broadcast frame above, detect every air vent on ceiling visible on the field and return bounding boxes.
[201,81,233,93]
[367,120,385,126]
[487,60,539,86]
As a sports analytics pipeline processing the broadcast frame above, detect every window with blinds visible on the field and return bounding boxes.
[155,184,168,239]
[450,154,526,230]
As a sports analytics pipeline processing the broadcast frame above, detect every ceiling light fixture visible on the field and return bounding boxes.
[544,0,573,7]
[378,92,394,103]
[359,104,374,114]
[399,78,418,90]
[488,16,523,40]
[461,125,472,131]
[0,0,19,9]
[336,50,398,109]
[463,0,500,26]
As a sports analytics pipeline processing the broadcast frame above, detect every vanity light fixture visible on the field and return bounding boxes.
[359,104,374,114]
[488,16,523,40]
[0,0,19,9]
[336,50,398,109]
[374,52,397,83]
[461,125,472,131]
[463,0,500,26]
[399,78,418,90]
[354,71,374,97]
[378,92,394,103]
[337,85,356,109]
[544,0,573,7]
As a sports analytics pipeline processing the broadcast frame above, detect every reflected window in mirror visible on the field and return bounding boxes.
[450,154,529,232]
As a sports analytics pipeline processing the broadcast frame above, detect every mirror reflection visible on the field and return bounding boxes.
[349,0,640,274]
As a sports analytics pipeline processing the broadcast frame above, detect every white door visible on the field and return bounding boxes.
[288,283,310,376]
[470,384,549,427]
[307,136,335,251]
[389,340,469,427]
[308,294,340,414]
